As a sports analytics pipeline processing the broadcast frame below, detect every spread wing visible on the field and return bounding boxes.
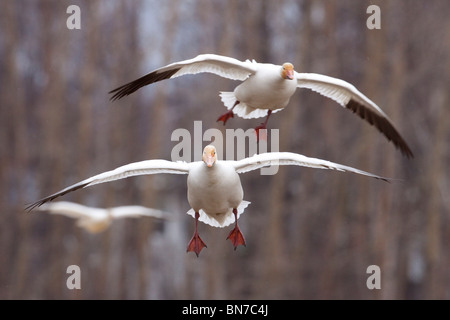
[37,201,105,219]
[26,160,193,212]
[109,54,257,101]
[231,152,390,181]
[296,72,413,158]
[37,201,169,220]
[109,205,168,219]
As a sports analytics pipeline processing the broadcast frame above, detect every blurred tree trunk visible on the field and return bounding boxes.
[424,78,448,299]
[3,1,30,298]
[104,2,141,299]
[289,0,313,298]
[243,0,269,62]
[36,2,71,299]
[424,15,450,299]
[318,0,342,298]
[75,1,99,299]
[137,0,180,299]
[377,35,403,301]
[374,0,409,299]
[353,2,386,298]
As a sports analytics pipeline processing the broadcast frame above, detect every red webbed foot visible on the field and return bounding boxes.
[187,211,207,257]
[226,225,246,250]
[254,110,272,143]
[226,208,246,250]
[187,233,207,257]
[254,123,268,143]
[216,110,235,125]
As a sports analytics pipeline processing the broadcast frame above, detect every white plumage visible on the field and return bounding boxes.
[109,54,413,158]
[37,201,169,233]
[27,146,388,255]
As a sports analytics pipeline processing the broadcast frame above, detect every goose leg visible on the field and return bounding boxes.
[226,208,246,250]
[217,100,239,125]
[187,211,207,257]
[254,110,272,142]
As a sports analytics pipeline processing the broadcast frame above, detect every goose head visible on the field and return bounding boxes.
[202,145,217,168]
[281,62,295,80]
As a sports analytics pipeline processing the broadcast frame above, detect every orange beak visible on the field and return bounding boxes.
[286,69,294,80]
[205,155,215,167]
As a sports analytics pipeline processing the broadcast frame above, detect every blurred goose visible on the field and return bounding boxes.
[109,54,413,158]
[36,201,168,233]
[26,145,389,256]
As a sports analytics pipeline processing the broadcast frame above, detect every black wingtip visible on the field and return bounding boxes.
[346,99,414,159]
[25,182,91,213]
[25,202,42,213]
[403,146,414,159]
[108,84,130,101]
[108,68,181,102]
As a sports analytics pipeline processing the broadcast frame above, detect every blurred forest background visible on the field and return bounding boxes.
[1,0,449,299]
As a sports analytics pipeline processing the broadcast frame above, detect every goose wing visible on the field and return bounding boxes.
[38,201,168,220]
[109,54,257,101]
[231,152,390,181]
[26,160,193,211]
[296,72,413,158]
[37,201,104,219]
[109,205,167,219]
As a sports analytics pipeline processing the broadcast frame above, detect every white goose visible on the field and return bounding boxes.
[26,145,389,256]
[109,54,413,158]
[36,201,169,233]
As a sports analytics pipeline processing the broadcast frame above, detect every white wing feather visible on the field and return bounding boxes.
[296,72,390,119]
[26,160,194,211]
[230,152,389,181]
[85,159,192,187]
[38,201,105,219]
[296,73,413,158]
[109,54,258,100]
[109,205,167,219]
[38,201,168,220]
[166,54,258,81]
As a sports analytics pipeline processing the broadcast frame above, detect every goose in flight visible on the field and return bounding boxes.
[26,145,389,256]
[35,201,169,233]
[109,54,413,158]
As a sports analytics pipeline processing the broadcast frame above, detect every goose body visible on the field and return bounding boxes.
[187,161,245,227]
[229,62,298,118]
[27,146,389,256]
[110,54,413,158]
